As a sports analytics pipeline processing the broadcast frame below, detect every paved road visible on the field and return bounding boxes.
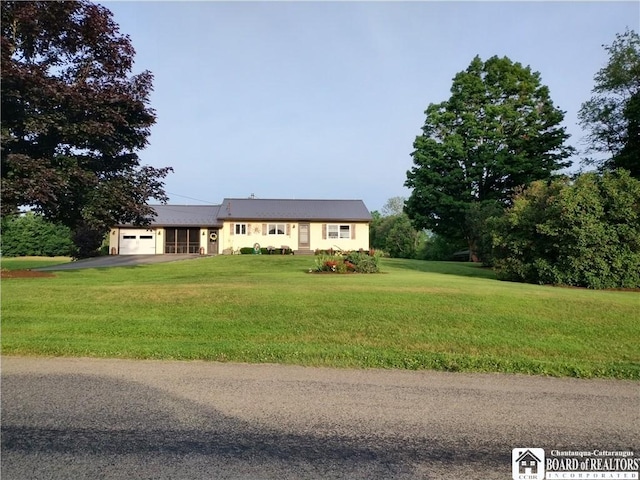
[34,254,202,271]
[2,356,638,479]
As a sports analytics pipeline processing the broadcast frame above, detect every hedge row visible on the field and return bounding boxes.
[239,247,294,255]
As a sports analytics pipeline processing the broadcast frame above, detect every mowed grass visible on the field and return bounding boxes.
[1,256,72,270]
[2,255,639,379]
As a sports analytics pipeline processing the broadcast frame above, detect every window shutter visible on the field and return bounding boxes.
[248,223,252,236]
[322,224,327,240]
[286,224,291,236]
[351,224,356,239]
[262,224,267,236]
[230,223,235,236]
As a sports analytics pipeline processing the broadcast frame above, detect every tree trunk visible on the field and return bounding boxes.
[467,239,479,262]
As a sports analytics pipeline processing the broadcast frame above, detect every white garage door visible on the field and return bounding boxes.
[119,229,156,255]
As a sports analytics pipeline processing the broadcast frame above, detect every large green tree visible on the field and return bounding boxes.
[579,29,640,178]
[405,55,574,261]
[1,1,172,257]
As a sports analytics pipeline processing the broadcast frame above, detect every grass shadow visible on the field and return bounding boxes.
[383,259,497,280]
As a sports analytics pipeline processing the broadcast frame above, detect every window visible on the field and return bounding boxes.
[139,235,153,240]
[234,223,247,235]
[122,235,136,239]
[327,224,350,239]
[268,223,285,235]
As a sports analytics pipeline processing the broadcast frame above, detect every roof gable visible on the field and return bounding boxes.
[516,450,541,463]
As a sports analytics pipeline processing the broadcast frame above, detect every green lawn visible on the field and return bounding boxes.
[2,255,639,379]
[1,256,72,270]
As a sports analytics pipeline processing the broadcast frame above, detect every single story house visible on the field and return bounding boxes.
[109,198,372,255]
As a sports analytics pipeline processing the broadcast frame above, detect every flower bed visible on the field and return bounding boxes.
[311,250,381,274]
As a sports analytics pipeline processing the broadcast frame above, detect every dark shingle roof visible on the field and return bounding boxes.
[146,205,222,226]
[118,199,371,227]
[219,198,372,222]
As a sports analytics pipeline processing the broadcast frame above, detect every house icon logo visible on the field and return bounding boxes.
[512,448,545,480]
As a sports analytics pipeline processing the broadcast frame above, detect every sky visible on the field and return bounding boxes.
[104,1,639,212]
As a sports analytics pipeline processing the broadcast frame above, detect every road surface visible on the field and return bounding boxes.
[2,356,638,479]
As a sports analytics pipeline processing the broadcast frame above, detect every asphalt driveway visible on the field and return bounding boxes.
[34,254,202,271]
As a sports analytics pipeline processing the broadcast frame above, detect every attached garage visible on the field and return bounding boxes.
[118,229,157,255]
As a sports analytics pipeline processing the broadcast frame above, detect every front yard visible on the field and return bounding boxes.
[1,255,638,379]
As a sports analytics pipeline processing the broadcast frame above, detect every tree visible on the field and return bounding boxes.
[491,171,640,289]
[385,215,421,259]
[578,29,640,177]
[418,232,466,261]
[1,1,172,257]
[381,196,406,217]
[368,210,385,251]
[369,197,424,258]
[405,55,574,261]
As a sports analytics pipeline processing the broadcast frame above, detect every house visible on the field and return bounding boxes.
[109,198,372,255]
[515,450,541,476]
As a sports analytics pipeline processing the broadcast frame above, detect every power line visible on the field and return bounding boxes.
[165,191,215,204]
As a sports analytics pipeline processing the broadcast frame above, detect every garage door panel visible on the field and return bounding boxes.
[119,230,156,255]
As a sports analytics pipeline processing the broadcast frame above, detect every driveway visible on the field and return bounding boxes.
[2,356,638,480]
[34,254,202,271]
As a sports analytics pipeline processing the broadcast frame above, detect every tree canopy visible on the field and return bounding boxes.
[380,196,406,217]
[578,29,640,178]
[405,55,574,260]
[1,1,172,257]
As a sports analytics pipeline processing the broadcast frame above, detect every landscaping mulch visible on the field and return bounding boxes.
[1,269,56,278]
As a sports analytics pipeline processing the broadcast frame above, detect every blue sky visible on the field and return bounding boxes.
[104,1,639,212]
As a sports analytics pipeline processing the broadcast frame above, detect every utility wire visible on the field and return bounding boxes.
[165,192,215,204]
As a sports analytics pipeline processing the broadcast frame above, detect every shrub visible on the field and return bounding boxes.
[240,246,293,255]
[491,170,640,289]
[1,212,75,257]
[345,251,381,273]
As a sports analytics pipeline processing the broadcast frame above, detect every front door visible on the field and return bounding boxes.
[208,229,218,255]
[298,223,310,250]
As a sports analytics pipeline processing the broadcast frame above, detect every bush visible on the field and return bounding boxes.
[491,170,640,289]
[240,246,293,255]
[345,251,381,273]
[1,212,75,257]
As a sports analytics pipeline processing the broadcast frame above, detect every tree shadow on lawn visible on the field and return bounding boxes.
[384,259,497,280]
